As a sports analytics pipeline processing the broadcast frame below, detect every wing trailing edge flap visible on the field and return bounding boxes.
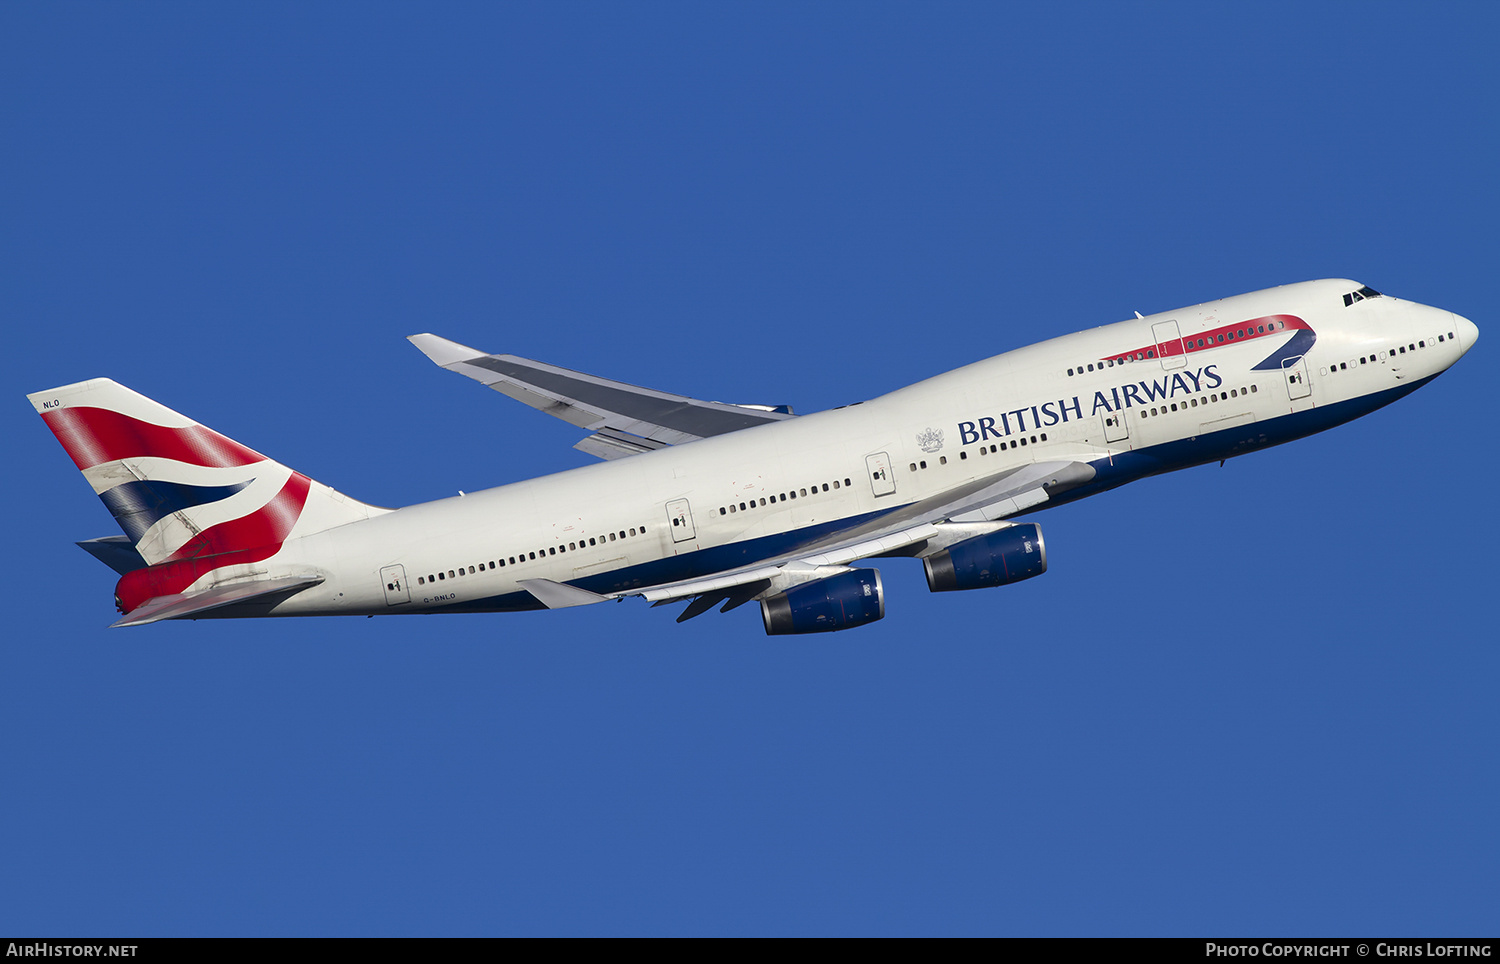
[407,333,796,458]
[516,578,609,609]
[110,574,325,628]
[620,459,1096,607]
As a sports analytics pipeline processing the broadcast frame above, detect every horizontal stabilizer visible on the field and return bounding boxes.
[77,536,148,575]
[409,333,797,458]
[111,575,324,628]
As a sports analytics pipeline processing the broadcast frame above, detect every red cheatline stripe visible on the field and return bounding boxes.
[166,473,311,562]
[1101,314,1310,363]
[39,407,265,470]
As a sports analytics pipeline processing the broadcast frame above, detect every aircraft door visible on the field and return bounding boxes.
[1282,355,1312,400]
[1101,410,1130,443]
[666,499,697,543]
[380,565,410,606]
[866,453,896,497]
[1152,320,1187,370]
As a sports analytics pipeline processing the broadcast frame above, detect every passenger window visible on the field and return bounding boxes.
[939,456,947,465]
[919,461,927,470]
[418,576,424,585]
[629,528,636,536]
[960,451,967,460]
[800,488,807,496]
[608,533,616,542]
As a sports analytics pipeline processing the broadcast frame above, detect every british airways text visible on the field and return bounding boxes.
[958,365,1222,443]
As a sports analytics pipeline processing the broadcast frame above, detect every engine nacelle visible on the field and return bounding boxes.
[923,523,1046,592]
[760,568,885,635]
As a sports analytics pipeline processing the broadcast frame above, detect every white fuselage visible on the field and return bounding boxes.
[269,279,1475,617]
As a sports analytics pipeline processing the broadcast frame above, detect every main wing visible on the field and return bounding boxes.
[409,333,796,460]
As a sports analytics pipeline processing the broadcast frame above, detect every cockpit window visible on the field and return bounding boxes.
[1343,286,1383,307]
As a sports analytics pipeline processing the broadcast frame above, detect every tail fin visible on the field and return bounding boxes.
[29,378,383,568]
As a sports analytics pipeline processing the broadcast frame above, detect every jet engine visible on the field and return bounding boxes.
[922,523,1046,592]
[760,568,885,635]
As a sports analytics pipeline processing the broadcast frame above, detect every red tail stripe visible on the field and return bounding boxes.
[167,473,312,562]
[115,544,284,615]
[40,407,265,470]
[115,473,313,614]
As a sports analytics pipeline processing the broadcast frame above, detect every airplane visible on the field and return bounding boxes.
[28,279,1477,634]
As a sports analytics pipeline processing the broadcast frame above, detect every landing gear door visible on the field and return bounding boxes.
[1283,355,1312,400]
[380,565,410,606]
[1152,319,1187,370]
[666,499,696,543]
[866,453,896,497]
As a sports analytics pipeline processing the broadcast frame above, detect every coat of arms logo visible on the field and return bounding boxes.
[916,427,944,453]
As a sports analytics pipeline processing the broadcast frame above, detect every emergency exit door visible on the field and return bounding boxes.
[666,499,697,542]
[1283,355,1312,400]
[380,565,410,606]
[866,453,896,497]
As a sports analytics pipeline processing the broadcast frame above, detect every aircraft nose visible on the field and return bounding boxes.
[1452,312,1478,353]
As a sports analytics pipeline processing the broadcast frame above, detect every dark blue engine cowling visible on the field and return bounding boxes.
[923,524,1047,592]
[760,568,885,635]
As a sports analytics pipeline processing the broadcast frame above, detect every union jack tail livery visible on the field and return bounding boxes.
[29,378,383,626]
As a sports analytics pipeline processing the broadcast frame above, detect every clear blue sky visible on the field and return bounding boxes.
[3,2,1495,936]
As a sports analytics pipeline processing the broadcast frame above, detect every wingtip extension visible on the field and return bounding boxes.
[407,333,485,367]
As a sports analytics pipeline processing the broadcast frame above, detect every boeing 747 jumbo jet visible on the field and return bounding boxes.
[30,279,1477,634]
